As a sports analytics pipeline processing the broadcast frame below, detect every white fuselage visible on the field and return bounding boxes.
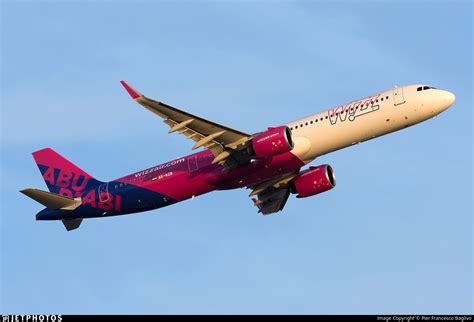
[287,84,455,163]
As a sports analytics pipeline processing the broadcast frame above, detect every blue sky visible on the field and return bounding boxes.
[1,0,472,314]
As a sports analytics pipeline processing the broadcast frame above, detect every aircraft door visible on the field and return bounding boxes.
[392,87,406,106]
[98,183,111,202]
[188,155,198,172]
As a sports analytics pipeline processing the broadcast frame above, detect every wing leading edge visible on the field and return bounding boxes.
[120,81,253,167]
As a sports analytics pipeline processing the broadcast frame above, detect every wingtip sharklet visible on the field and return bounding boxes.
[120,80,142,99]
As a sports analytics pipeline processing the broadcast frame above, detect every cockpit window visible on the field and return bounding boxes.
[418,85,437,92]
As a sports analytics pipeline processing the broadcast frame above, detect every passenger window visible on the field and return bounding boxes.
[417,86,422,91]
[423,86,430,90]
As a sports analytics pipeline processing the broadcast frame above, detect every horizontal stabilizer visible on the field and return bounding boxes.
[20,188,82,210]
[62,219,83,231]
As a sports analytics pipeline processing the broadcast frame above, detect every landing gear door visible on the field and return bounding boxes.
[392,87,406,106]
[98,183,111,202]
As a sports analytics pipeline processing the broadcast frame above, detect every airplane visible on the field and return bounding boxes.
[21,82,455,231]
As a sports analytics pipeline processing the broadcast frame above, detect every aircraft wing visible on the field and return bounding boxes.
[120,81,253,167]
[247,172,299,215]
[252,188,291,215]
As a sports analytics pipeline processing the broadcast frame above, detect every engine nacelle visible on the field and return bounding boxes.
[250,126,294,158]
[291,165,336,198]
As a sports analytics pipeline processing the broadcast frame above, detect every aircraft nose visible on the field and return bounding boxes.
[436,90,456,111]
[444,91,456,106]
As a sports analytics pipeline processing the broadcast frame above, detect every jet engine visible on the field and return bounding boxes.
[291,164,336,198]
[249,126,294,158]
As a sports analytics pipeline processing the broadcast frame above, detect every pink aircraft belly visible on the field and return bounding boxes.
[116,150,305,202]
[205,151,305,190]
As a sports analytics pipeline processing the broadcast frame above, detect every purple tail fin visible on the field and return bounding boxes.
[32,148,103,196]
